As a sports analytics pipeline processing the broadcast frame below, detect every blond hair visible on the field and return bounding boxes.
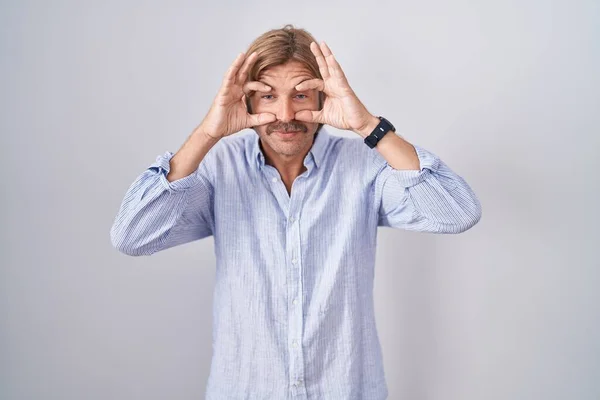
[245,24,324,121]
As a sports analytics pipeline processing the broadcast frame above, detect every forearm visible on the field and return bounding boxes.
[354,115,420,171]
[111,153,214,255]
[376,145,482,233]
[110,176,188,255]
[167,123,221,182]
[112,122,219,255]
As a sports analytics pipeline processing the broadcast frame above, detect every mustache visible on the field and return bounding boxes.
[267,121,308,134]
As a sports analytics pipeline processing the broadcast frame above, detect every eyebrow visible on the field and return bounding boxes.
[257,78,313,92]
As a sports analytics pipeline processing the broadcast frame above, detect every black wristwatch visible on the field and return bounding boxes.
[364,116,396,148]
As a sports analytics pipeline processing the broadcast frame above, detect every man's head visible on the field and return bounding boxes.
[245,25,324,160]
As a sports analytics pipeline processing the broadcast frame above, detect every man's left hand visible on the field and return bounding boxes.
[294,41,380,138]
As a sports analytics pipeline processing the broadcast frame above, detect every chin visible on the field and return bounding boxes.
[272,137,309,155]
[272,142,305,155]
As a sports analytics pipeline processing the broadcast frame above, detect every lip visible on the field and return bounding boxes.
[274,130,302,137]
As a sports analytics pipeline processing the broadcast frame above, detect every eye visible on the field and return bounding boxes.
[260,95,274,100]
[295,94,308,99]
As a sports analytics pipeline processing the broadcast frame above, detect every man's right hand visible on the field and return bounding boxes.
[199,52,276,139]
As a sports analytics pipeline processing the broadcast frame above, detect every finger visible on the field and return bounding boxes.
[295,110,323,124]
[310,41,330,79]
[295,78,324,92]
[237,52,258,85]
[223,53,245,86]
[243,81,272,95]
[247,112,277,127]
[320,42,345,78]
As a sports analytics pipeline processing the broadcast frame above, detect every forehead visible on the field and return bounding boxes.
[258,61,315,89]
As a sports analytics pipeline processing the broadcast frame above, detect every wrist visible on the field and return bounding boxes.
[354,115,381,138]
[194,124,222,143]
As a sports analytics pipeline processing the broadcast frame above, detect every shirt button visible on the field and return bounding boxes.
[292,340,298,347]
[289,216,296,223]
[291,258,298,264]
[271,177,278,182]
[292,299,298,305]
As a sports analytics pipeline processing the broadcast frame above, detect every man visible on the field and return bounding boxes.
[111,24,481,400]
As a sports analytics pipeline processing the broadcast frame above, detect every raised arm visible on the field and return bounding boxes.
[292,40,481,233]
[109,131,218,256]
[110,50,277,256]
[372,143,481,233]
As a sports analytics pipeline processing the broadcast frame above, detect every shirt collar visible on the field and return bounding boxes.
[251,126,330,170]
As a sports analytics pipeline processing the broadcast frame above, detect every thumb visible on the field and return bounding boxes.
[247,112,276,127]
[295,110,322,123]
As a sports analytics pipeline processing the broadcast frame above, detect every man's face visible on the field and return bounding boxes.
[248,61,320,159]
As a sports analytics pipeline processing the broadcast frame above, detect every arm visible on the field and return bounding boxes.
[291,41,481,233]
[110,50,276,256]
[355,115,481,233]
[110,127,220,256]
[370,138,482,233]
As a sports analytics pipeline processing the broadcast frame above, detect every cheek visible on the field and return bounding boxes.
[254,124,267,135]
[247,96,268,114]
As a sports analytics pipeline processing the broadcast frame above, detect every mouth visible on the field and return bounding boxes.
[274,130,302,138]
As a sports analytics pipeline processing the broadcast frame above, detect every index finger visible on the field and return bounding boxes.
[310,41,330,79]
[236,51,258,85]
[320,42,346,78]
[222,52,246,86]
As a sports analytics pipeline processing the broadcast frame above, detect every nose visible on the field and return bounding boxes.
[276,97,295,123]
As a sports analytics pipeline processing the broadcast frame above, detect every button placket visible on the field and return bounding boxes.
[286,177,307,398]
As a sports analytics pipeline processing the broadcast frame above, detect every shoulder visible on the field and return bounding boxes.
[196,130,256,182]
[324,130,388,172]
[207,130,254,155]
[202,130,256,164]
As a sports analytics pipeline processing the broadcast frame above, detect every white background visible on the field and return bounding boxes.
[1,0,598,398]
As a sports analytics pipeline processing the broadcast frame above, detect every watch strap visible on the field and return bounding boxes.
[364,116,395,148]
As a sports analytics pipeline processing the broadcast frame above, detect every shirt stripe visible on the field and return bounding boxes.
[110,128,482,399]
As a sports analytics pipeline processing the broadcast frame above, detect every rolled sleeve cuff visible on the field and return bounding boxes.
[148,151,202,193]
[387,145,441,188]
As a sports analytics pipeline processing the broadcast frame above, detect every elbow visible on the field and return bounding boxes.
[110,225,150,257]
[451,197,482,234]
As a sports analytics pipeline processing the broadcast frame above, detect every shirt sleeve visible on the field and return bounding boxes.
[110,151,215,256]
[373,143,482,233]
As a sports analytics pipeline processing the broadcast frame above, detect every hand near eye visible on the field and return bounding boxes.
[200,52,277,139]
[294,42,378,136]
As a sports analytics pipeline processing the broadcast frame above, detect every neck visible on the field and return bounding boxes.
[263,146,308,182]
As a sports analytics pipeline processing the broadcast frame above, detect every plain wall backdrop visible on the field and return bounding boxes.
[1,0,598,399]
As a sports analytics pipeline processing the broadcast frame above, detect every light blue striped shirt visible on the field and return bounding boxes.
[110,128,481,399]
